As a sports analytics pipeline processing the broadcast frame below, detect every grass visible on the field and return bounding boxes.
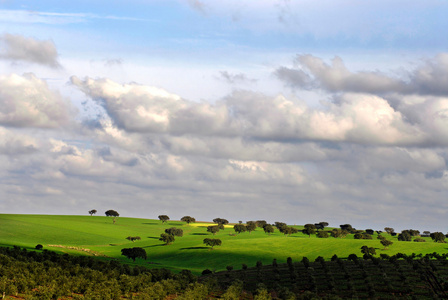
[1,214,447,274]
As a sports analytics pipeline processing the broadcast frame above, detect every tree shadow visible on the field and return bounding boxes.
[142,222,159,225]
[147,236,160,239]
[179,247,209,250]
[191,233,209,236]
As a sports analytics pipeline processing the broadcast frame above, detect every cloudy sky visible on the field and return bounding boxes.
[1,0,448,232]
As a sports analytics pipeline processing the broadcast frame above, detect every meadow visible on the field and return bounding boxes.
[0,214,447,275]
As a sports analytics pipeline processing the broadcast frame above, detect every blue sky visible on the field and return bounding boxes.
[1,0,448,232]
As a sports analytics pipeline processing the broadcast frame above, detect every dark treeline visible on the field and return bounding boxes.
[3,246,448,299]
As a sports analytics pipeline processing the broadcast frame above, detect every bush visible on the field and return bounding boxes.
[414,238,426,242]
[316,231,329,238]
[35,244,43,250]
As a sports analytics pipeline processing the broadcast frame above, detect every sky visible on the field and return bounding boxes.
[1,0,448,232]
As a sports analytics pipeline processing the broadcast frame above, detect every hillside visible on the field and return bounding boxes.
[0,214,446,274]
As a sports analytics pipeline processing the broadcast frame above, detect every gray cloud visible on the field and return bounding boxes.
[0,73,74,128]
[276,53,448,97]
[219,71,256,84]
[0,34,61,68]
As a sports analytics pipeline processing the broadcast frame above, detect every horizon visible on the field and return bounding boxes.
[1,1,448,233]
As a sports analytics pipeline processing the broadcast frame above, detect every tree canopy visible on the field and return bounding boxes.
[180,216,196,224]
[88,209,97,216]
[233,224,246,234]
[158,215,170,224]
[203,238,222,249]
[207,225,220,235]
[430,232,446,243]
[263,224,274,235]
[126,236,141,242]
[245,221,257,234]
[165,227,183,237]
[121,247,147,261]
[105,210,119,217]
[159,233,175,245]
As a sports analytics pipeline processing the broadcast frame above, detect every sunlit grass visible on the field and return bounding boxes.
[1,214,447,274]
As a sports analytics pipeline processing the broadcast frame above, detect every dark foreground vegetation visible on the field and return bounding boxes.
[2,246,448,299]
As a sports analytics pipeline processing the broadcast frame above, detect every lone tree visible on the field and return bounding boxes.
[88,209,97,216]
[302,224,317,237]
[380,239,393,249]
[121,247,147,261]
[180,216,196,225]
[203,238,222,249]
[246,221,257,234]
[430,232,446,243]
[233,224,247,234]
[126,236,141,242]
[159,233,175,245]
[158,215,170,224]
[165,227,183,237]
[105,210,119,224]
[207,225,220,235]
[105,210,119,217]
[263,224,274,235]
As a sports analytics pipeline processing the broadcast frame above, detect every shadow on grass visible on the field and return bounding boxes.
[180,247,209,250]
[142,244,165,248]
[191,233,209,236]
[142,222,159,225]
[147,236,160,239]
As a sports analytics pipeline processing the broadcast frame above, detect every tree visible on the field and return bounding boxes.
[360,245,376,256]
[319,222,329,228]
[165,227,183,237]
[159,233,175,245]
[126,236,141,242]
[88,209,97,216]
[274,222,287,232]
[430,232,446,243]
[213,218,229,230]
[380,239,393,249]
[340,224,354,232]
[282,226,298,236]
[121,247,147,261]
[398,230,412,241]
[331,228,348,238]
[233,224,246,234]
[384,227,395,235]
[105,210,119,217]
[263,224,274,235]
[158,215,170,224]
[207,225,220,235]
[245,221,257,234]
[302,224,317,237]
[203,238,222,249]
[105,210,119,224]
[181,216,196,225]
[255,220,267,228]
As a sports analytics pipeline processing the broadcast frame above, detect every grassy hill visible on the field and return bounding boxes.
[1,214,447,274]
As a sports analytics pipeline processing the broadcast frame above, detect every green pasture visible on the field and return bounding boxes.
[1,214,447,274]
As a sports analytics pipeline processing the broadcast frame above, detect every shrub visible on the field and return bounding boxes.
[35,244,43,250]
[316,231,329,238]
[414,237,426,242]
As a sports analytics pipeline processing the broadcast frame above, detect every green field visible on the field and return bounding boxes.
[1,214,447,274]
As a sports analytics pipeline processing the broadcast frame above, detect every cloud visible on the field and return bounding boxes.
[0,34,61,68]
[0,127,38,155]
[219,71,256,84]
[275,53,448,96]
[0,73,74,128]
[72,76,434,146]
